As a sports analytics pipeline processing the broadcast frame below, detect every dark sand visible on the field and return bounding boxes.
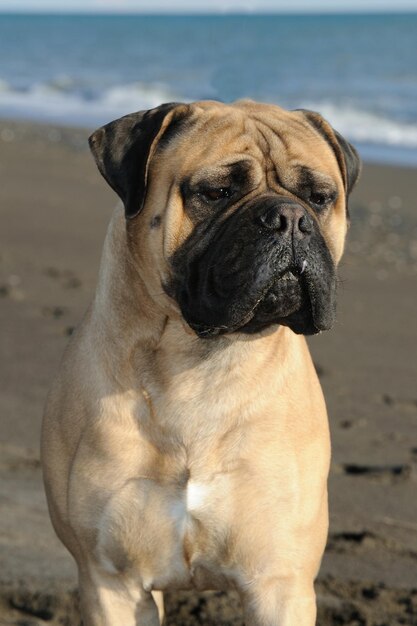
[0,120,416,625]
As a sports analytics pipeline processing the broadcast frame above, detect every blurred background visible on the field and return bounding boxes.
[0,2,416,625]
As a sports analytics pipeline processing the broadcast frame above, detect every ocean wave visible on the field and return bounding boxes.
[300,101,417,149]
[1,79,417,154]
[0,79,187,127]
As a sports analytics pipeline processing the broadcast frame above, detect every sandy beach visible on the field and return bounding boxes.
[0,119,416,625]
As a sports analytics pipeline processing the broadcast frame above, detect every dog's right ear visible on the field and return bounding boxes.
[89,102,186,219]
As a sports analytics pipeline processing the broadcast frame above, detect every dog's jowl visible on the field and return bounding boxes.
[42,100,360,626]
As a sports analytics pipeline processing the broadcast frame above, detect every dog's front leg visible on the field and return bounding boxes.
[78,565,164,626]
[241,576,316,626]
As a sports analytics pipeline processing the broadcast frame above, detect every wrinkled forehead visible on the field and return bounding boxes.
[156,100,343,188]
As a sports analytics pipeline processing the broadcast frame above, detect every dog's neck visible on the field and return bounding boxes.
[92,208,167,343]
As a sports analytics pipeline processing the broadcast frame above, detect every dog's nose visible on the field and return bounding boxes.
[258,202,313,241]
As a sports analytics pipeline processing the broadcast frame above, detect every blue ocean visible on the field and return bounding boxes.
[0,12,417,164]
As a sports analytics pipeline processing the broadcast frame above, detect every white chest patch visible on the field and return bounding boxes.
[186,481,210,512]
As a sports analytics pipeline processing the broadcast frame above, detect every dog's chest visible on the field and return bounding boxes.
[96,469,239,591]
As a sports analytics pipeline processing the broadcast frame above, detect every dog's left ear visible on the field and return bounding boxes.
[297,109,361,196]
[89,102,186,219]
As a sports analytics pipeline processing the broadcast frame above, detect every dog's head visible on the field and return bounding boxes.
[89,100,360,337]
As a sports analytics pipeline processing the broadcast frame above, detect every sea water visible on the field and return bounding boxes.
[0,12,416,165]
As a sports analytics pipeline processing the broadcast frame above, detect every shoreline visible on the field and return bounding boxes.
[1,119,416,625]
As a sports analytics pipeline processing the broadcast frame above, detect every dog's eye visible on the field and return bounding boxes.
[201,188,232,202]
[310,192,330,208]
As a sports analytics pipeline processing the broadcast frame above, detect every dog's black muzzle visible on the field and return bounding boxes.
[169,195,337,337]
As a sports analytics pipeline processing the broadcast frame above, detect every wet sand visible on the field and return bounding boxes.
[0,120,416,625]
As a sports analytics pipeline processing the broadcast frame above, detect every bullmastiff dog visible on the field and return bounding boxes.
[42,99,360,626]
